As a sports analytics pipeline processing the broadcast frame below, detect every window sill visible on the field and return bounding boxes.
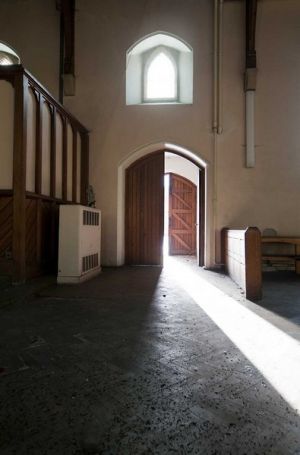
[127,102,193,106]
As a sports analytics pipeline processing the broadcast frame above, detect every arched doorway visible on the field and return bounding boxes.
[124,149,205,266]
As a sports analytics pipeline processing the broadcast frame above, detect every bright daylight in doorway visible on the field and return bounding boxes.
[164,152,199,261]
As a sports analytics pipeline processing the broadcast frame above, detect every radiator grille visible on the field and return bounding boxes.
[83,210,100,226]
[82,253,99,273]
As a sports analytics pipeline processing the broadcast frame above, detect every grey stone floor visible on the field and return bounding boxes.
[260,272,300,326]
[1,260,300,454]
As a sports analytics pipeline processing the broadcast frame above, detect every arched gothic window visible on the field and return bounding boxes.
[144,49,177,101]
[126,32,193,105]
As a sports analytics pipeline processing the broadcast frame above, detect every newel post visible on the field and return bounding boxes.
[80,132,89,206]
[12,68,27,283]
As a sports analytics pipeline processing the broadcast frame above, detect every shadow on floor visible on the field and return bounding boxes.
[259,272,300,326]
[0,265,300,453]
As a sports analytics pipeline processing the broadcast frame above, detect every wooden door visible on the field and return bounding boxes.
[169,173,196,255]
[198,168,205,266]
[125,152,164,265]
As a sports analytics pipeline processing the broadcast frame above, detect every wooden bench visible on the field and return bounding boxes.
[261,237,300,274]
[221,227,262,301]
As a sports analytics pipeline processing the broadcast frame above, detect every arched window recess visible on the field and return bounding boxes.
[0,42,20,66]
[126,32,193,105]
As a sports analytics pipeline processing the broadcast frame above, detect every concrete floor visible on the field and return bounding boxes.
[1,258,300,454]
[260,272,300,326]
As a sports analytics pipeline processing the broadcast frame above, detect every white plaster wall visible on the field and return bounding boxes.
[0,81,14,189]
[65,0,300,266]
[66,0,213,265]
[0,0,60,98]
[165,153,198,185]
[2,0,299,268]
[255,0,300,234]
[216,0,300,261]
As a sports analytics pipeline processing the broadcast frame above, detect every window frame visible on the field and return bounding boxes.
[142,46,179,104]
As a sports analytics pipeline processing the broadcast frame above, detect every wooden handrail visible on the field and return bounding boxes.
[0,64,89,205]
[0,65,89,133]
[0,64,90,281]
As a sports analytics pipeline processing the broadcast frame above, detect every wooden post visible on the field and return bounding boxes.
[50,201,57,269]
[245,226,262,300]
[50,106,57,198]
[80,132,89,206]
[198,168,205,267]
[72,127,77,202]
[60,0,76,96]
[35,93,42,194]
[62,117,68,201]
[36,198,42,267]
[35,94,43,270]
[12,70,27,283]
[246,0,258,70]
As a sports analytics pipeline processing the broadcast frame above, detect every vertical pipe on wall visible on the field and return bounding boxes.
[213,0,223,134]
[212,0,223,266]
[217,0,223,135]
[212,0,218,267]
[213,0,219,133]
[245,0,258,168]
[246,90,255,167]
[59,10,64,104]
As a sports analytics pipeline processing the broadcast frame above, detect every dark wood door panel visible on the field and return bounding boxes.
[24,197,59,277]
[0,197,13,259]
[125,153,164,265]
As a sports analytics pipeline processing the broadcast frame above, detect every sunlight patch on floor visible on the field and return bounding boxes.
[165,255,300,414]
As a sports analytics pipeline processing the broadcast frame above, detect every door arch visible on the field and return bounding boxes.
[117,142,209,267]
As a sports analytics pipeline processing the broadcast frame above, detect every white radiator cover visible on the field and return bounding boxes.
[57,205,101,284]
